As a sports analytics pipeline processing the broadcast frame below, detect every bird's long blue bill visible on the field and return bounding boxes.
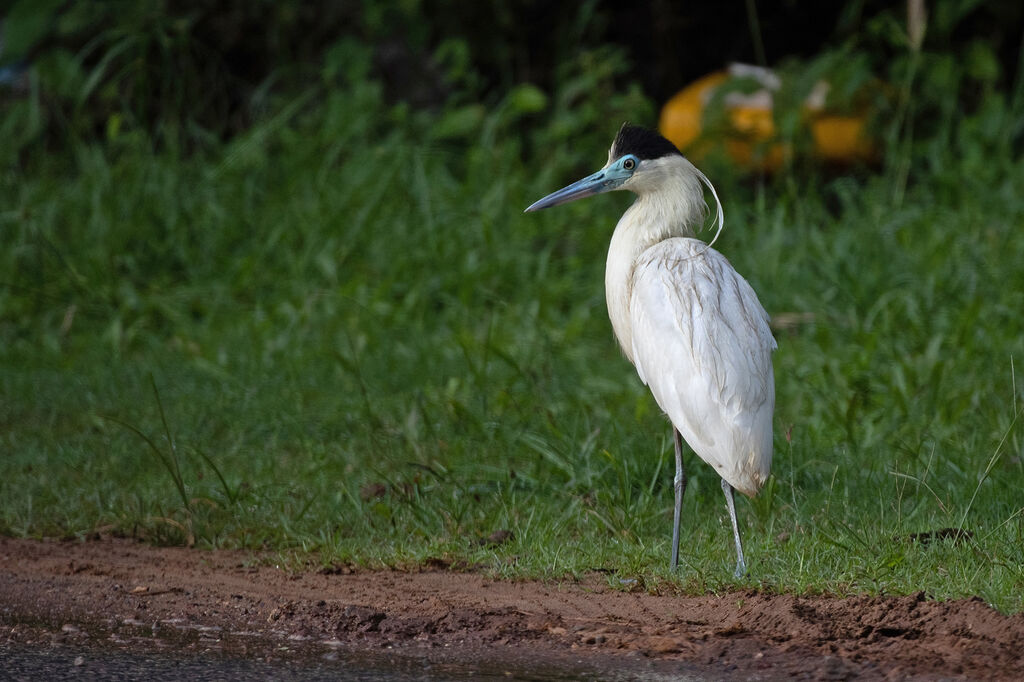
[524,168,615,212]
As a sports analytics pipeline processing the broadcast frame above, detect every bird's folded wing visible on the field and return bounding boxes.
[629,239,776,495]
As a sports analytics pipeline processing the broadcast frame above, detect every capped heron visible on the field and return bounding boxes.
[525,124,776,577]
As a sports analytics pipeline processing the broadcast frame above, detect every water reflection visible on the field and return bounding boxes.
[1,644,706,681]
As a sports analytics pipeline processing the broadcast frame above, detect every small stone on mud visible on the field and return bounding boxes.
[646,636,682,654]
[73,656,84,666]
[714,622,746,637]
[318,564,353,575]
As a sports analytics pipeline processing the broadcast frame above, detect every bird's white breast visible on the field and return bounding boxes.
[604,170,703,362]
[604,213,645,363]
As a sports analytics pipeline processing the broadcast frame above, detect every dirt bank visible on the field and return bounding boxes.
[1,537,1021,679]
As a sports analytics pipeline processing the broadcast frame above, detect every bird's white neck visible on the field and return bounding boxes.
[604,156,714,362]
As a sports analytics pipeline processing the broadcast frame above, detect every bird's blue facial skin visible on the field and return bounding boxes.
[524,154,639,212]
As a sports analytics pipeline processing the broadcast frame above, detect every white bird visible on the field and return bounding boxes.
[525,124,776,577]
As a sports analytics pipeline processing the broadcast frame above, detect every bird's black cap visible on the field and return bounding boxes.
[611,123,682,162]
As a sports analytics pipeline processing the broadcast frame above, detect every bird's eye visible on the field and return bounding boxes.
[623,157,636,170]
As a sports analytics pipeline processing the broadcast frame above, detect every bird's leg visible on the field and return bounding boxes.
[670,428,687,571]
[721,478,747,578]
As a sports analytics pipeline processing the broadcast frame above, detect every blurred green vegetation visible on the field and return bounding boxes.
[1,1,1023,610]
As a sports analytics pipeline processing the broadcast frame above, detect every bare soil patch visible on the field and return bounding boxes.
[1,537,1021,680]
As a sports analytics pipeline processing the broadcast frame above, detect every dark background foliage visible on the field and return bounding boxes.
[2,0,1021,153]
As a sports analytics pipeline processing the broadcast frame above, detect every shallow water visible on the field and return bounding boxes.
[0,644,707,681]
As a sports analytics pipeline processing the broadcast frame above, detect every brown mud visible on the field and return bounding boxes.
[1,537,1022,680]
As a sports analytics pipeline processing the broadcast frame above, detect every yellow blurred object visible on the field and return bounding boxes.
[810,115,874,162]
[658,65,876,171]
[657,72,728,152]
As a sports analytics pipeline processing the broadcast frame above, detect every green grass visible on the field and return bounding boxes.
[2,76,1023,612]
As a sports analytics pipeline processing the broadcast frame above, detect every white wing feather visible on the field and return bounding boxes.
[629,238,776,496]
